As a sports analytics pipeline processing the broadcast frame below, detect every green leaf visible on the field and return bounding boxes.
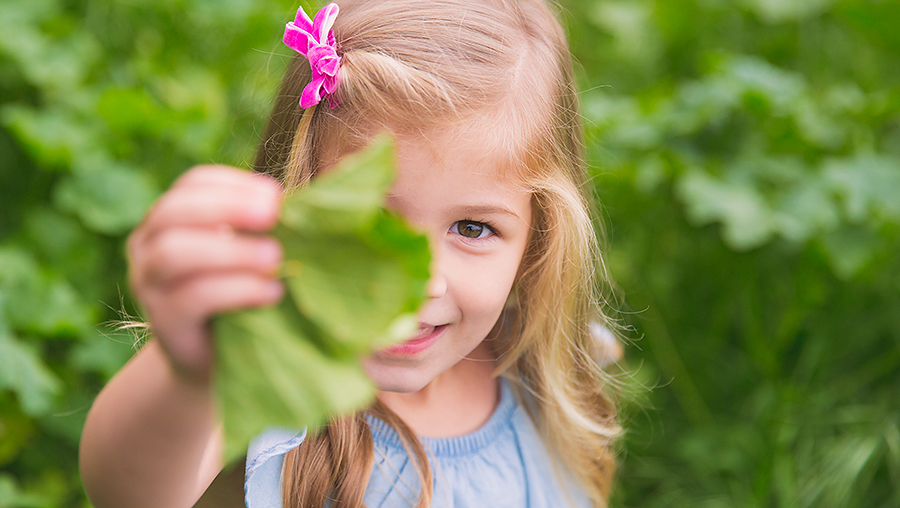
[0,247,93,336]
[824,154,900,223]
[818,227,879,280]
[0,297,61,417]
[214,135,431,464]
[726,56,807,114]
[773,182,839,243]
[69,328,136,380]
[0,0,98,95]
[97,87,169,137]
[677,169,775,250]
[279,137,397,233]
[1,106,98,170]
[0,397,35,465]
[0,472,53,508]
[215,299,376,462]
[742,0,833,24]
[279,215,429,354]
[54,154,159,235]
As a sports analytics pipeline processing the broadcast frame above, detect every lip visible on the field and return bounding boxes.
[380,324,447,356]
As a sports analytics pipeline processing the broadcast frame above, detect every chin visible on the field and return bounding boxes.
[374,380,427,394]
[371,369,435,394]
[362,360,434,394]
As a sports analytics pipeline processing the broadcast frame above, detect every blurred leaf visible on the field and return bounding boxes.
[818,227,880,279]
[824,154,900,223]
[214,136,431,464]
[839,0,900,54]
[798,434,881,507]
[155,67,229,160]
[1,107,98,170]
[279,140,429,351]
[0,0,99,95]
[215,300,377,463]
[0,247,93,336]
[278,139,397,233]
[634,155,668,193]
[0,473,52,508]
[773,182,839,243]
[725,56,807,113]
[21,208,105,299]
[678,168,775,250]
[0,397,34,465]
[68,328,136,380]
[793,98,847,150]
[97,87,169,137]
[37,388,95,446]
[589,1,661,64]
[54,155,159,235]
[0,298,60,417]
[743,0,833,23]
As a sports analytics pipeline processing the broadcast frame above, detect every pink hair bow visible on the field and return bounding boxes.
[283,3,342,109]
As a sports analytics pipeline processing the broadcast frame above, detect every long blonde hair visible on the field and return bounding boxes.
[255,0,621,506]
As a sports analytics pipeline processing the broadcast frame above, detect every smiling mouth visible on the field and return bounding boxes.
[410,323,438,340]
[381,324,448,355]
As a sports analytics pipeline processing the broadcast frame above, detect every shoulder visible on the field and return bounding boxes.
[244,427,306,508]
[505,379,594,508]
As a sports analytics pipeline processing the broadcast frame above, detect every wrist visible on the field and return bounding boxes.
[148,339,214,395]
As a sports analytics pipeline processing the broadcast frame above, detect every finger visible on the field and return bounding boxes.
[144,273,285,328]
[127,203,263,283]
[141,274,285,376]
[172,165,282,194]
[140,182,282,238]
[136,229,283,289]
[129,167,282,261]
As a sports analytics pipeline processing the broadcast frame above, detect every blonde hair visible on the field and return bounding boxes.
[255,0,621,506]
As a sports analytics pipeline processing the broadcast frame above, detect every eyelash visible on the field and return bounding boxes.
[449,219,499,241]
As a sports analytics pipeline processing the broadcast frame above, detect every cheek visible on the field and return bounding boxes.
[453,253,522,321]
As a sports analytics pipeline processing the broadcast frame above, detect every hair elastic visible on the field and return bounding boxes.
[283,3,342,109]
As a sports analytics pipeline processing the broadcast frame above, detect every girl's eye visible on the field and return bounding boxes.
[452,220,494,239]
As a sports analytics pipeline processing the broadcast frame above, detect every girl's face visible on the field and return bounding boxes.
[361,128,532,394]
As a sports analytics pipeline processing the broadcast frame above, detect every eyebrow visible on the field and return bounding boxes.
[456,204,524,221]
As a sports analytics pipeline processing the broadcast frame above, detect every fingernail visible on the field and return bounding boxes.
[249,201,279,227]
[260,240,283,267]
[249,186,282,225]
[266,280,285,301]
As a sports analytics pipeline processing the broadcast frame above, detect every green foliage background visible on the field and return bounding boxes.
[0,0,897,506]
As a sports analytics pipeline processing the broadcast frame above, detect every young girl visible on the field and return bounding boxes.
[79,0,621,507]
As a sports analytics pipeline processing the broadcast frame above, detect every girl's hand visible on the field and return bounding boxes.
[127,166,285,383]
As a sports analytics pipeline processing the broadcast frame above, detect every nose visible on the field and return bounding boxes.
[427,270,447,299]
[426,244,447,299]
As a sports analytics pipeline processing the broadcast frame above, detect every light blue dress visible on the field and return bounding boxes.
[244,379,591,508]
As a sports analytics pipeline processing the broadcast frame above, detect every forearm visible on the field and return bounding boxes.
[79,340,223,508]
[79,166,281,507]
